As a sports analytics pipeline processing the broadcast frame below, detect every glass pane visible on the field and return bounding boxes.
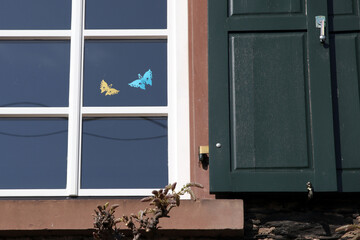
[83,40,167,107]
[0,0,71,30]
[0,118,67,189]
[81,117,168,189]
[0,41,70,107]
[85,0,166,29]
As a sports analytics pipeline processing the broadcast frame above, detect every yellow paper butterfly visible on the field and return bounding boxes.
[100,80,119,96]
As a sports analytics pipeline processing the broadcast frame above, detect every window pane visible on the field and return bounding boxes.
[81,117,168,189]
[85,0,166,29]
[0,118,67,189]
[83,40,167,107]
[0,0,71,30]
[0,41,70,107]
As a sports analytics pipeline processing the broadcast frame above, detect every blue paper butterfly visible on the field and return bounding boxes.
[128,69,152,90]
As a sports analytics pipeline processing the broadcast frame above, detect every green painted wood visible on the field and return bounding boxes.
[306,0,337,192]
[341,171,360,191]
[330,0,360,191]
[209,0,337,192]
[228,16,307,32]
[333,34,360,169]
[208,0,232,192]
[231,171,314,192]
[229,0,303,15]
[328,0,360,32]
[329,0,355,15]
[230,33,309,170]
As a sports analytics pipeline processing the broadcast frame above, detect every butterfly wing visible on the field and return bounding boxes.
[129,79,146,90]
[105,87,120,96]
[101,80,119,95]
[128,69,153,90]
[100,80,110,93]
[143,69,152,86]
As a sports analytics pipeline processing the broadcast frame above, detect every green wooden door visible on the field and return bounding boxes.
[209,0,338,192]
[329,0,360,191]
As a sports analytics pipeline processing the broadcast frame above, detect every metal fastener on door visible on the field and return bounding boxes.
[315,16,326,43]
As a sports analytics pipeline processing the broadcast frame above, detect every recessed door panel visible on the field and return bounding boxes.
[229,0,303,16]
[230,33,309,170]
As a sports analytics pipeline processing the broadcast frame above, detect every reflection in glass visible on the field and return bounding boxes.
[0,0,71,29]
[0,118,68,189]
[83,40,167,107]
[85,0,166,29]
[81,117,168,189]
[0,41,70,107]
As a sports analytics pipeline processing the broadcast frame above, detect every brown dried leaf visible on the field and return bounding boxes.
[188,189,196,200]
[175,194,180,206]
[114,218,122,224]
[186,182,204,189]
[140,196,154,202]
[166,203,176,212]
[110,204,119,211]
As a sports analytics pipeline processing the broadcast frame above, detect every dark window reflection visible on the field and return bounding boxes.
[0,41,70,107]
[83,40,167,107]
[0,118,68,189]
[85,0,166,29]
[81,117,168,189]
[0,0,71,29]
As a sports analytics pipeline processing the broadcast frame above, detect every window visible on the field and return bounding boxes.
[0,0,190,197]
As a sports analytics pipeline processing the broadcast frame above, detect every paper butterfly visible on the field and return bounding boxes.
[100,80,119,96]
[128,69,152,90]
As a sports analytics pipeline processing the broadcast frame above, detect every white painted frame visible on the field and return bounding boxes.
[0,0,189,197]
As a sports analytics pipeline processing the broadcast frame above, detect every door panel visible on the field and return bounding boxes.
[227,0,306,31]
[331,0,355,15]
[328,0,360,31]
[230,33,309,170]
[229,0,303,15]
[334,34,360,169]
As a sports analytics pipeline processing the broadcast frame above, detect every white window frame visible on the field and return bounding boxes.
[0,0,190,197]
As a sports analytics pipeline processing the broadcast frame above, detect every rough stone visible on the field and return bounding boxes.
[243,194,360,239]
[258,227,275,235]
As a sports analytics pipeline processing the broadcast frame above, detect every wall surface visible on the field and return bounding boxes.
[0,199,242,232]
[188,0,213,199]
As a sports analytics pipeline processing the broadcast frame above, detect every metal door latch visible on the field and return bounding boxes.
[307,182,314,200]
[315,16,326,43]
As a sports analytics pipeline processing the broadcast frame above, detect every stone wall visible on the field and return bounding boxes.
[242,193,360,239]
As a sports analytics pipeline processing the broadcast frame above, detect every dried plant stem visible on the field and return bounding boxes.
[93,182,203,240]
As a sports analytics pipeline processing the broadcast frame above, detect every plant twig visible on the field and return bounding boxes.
[93,182,203,240]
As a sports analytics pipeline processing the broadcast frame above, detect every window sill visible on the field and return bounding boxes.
[0,199,243,236]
